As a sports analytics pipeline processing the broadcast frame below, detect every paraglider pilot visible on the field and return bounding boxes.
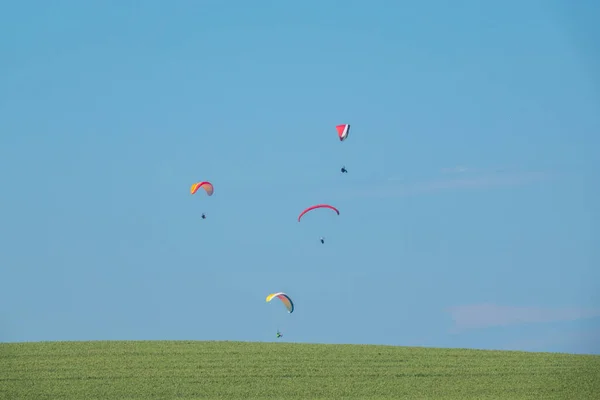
[320,237,325,244]
[341,166,348,173]
[276,330,283,338]
[201,213,206,219]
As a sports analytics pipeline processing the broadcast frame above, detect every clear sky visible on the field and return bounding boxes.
[1,0,599,354]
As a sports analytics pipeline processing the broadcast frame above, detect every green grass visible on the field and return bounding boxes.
[1,341,599,399]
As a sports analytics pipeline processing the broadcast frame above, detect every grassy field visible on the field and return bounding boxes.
[1,341,599,399]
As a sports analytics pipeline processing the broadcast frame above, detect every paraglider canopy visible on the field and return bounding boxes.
[190,181,214,196]
[297,204,340,222]
[336,124,350,141]
[266,292,294,313]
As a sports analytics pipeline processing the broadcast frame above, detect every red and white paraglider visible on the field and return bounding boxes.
[336,124,350,173]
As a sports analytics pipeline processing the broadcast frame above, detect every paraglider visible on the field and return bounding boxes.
[191,181,213,220]
[267,293,293,340]
[298,204,339,243]
[266,292,294,313]
[336,124,350,142]
[336,125,350,173]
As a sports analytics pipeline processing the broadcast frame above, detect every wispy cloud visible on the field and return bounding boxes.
[447,303,600,331]
[501,327,600,354]
[332,171,550,200]
[441,166,469,174]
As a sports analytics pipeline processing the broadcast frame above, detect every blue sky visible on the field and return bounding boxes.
[1,0,599,354]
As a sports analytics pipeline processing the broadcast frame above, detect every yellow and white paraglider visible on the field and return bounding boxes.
[266,292,294,339]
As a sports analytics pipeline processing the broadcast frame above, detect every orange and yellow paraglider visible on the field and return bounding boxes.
[190,181,213,220]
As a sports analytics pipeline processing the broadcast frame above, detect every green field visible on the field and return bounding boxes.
[1,341,599,399]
